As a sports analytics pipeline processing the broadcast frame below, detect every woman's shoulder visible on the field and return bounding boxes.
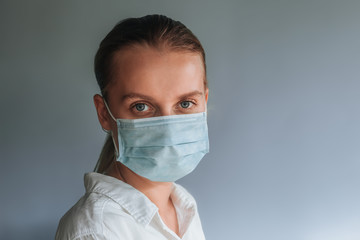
[55,173,135,240]
[55,192,122,239]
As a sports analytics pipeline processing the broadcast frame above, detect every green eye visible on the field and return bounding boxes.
[134,103,148,112]
[180,101,192,108]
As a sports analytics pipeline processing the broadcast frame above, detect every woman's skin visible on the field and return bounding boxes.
[93,44,208,236]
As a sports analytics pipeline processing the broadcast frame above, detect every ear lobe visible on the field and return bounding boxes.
[205,88,209,103]
[93,94,112,131]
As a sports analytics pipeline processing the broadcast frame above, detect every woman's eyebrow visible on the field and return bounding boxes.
[121,91,203,102]
[122,93,155,101]
[178,91,204,99]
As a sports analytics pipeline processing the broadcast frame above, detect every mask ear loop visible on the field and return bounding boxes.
[102,98,120,159]
[204,95,208,115]
[102,127,110,134]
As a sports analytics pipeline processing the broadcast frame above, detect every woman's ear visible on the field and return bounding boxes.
[93,94,112,131]
[205,88,209,103]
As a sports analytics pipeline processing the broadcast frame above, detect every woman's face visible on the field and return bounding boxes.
[94,45,208,133]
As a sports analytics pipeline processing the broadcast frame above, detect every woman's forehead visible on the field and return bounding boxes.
[111,45,204,71]
[108,47,206,93]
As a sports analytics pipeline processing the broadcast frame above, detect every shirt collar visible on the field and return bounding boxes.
[171,183,197,236]
[83,172,197,228]
[84,172,158,226]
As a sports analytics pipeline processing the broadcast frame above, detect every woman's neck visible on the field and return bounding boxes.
[106,161,180,236]
[107,161,174,209]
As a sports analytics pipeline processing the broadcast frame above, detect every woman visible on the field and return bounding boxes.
[56,14,209,240]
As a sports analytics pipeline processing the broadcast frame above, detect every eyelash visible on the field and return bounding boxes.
[130,99,197,114]
[178,100,195,109]
[131,102,153,114]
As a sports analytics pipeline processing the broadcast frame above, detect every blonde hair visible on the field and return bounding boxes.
[93,134,114,173]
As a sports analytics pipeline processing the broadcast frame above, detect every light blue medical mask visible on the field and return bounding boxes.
[104,101,209,182]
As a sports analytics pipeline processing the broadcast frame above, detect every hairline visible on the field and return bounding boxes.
[102,44,207,100]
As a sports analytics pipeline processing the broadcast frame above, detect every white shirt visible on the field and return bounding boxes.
[55,173,206,240]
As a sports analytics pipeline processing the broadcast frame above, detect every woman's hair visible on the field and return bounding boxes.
[93,14,207,173]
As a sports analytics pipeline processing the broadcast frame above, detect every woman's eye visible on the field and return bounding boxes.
[134,103,149,112]
[180,101,193,109]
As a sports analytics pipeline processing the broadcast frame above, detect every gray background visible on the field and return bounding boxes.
[1,0,360,239]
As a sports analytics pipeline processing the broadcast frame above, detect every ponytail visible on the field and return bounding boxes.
[94,134,115,173]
